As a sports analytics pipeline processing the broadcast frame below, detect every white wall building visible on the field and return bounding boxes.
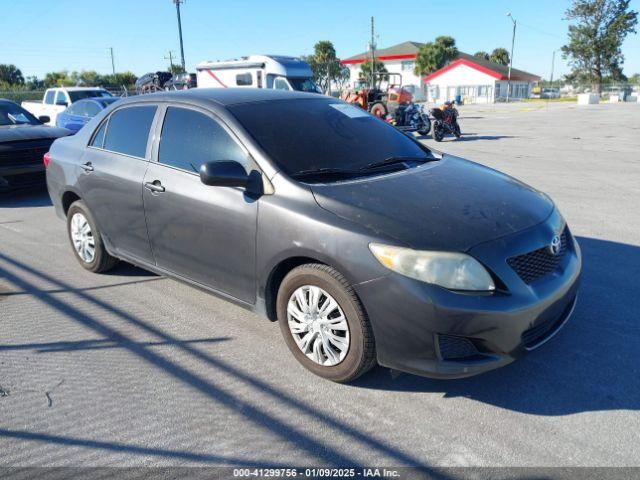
[342,42,540,104]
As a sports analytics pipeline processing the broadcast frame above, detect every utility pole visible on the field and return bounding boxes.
[173,0,186,71]
[370,16,375,89]
[506,12,516,103]
[109,47,115,75]
[550,49,559,87]
[165,51,176,71]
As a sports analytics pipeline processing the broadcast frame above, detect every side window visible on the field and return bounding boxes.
[44,91,55,105]
[90,119,108,148]
[55,91,67,105]
[158,107,248,173]
[103,106,157,158]
[274,77,290,91]
[84,102,101,117]
[236,73,253,86]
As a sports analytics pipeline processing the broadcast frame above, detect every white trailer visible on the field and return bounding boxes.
[196,55,320,93]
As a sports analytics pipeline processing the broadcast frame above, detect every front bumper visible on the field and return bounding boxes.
[0,163,46,192]
[355,220,582,379]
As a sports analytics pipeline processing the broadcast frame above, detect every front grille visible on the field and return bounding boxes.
[437,334,482,360]
[522,296,576,348]
[507,229,568,284]
[0,139,54,168]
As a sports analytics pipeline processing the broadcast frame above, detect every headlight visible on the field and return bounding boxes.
[369,243,495,292]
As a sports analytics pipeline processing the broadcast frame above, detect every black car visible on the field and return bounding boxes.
[45,89,581,382]
[0,99,70,193]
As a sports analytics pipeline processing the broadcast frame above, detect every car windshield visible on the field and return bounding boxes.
[228,98,432,178]
[68,90,113,102]
[288,78,322,93]
[0,102,41,126]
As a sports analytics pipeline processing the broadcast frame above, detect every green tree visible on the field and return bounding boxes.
[414,36,459,76]
[562,0,638,92]
[490,48,510,66]
[304,41,347,94]
[358,60,388,88]
[43,71,74,87]
[0,64,25,85]
[474,51,490,61]
[629,73,640,84]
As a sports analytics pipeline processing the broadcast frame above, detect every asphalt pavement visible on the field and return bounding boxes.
[1,101,639,467]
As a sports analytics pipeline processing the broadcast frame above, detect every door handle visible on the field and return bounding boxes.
[144,181,165,193]
[80,162,94,172]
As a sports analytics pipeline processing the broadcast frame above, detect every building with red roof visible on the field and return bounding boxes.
[342,41,540,104]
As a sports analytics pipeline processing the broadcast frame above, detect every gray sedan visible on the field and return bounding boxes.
[45,89,581,382]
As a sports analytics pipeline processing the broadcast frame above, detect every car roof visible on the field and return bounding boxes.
[55,87,107,91]
[115,88,319,108]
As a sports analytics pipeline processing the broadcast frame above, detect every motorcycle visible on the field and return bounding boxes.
[430,104,461,142]
[387,102,431,136]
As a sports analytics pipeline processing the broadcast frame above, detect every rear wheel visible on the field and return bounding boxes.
[66,200,118,273]
[277,264,376,382]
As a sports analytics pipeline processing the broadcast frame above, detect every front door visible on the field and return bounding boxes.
[142,105,258,303]
[79,105,158,264]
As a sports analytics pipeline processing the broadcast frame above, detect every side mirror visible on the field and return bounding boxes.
[199,160,248,188]
[38,115,50,124]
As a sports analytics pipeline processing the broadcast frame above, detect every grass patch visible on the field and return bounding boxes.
[522,97,578,103]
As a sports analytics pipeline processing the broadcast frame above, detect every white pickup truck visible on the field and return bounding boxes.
[22,87,113,125]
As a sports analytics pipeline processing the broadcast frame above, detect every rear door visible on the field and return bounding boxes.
[78,104,159,264]
[142,105,258,303]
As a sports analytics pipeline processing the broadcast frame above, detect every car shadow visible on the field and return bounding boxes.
[352,236,640,416]
[0,187,52,208]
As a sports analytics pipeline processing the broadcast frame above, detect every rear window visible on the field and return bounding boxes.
[103,106,156,158]
[228,98,428,175]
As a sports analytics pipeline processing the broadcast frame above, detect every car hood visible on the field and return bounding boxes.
[0,125,70,143]
[310,155,554,252]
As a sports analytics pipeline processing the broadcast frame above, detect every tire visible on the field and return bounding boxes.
[433,123,444,142]
[369,102,387,119]
[453,123,462,138]
[277,264,376,382]
[418,115,431,136]
[66,200,118,273]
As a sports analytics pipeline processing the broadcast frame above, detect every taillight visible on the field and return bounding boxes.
[43,152,51,168]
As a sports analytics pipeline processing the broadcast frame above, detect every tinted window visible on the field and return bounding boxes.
[44,91,55,105]
[68,90,113,102]
[91,120,108,148]
[228,98,429,176]
[55,91,67,105]
[159,107,248,173]
[236,73,253,86]
[103,106,156,158]
[0,102,40,126]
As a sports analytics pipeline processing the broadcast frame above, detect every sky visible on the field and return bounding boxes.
[2,0,639,81]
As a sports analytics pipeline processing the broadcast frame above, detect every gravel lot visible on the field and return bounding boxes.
[1,101,639,468]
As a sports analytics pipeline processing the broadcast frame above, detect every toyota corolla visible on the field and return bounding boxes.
[45,89,581,382]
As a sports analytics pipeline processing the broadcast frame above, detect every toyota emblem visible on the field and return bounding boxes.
[549,235,562,256]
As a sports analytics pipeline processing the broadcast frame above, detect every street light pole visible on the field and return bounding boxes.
[506,13,516,103]
[173,0,186,71]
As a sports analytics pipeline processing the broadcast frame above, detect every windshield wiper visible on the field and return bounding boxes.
[290,167,361,179]
[361,156,432,171]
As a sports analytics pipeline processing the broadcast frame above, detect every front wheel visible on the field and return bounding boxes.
[433,122,444,142]
[369,102,387,119]
[277,264,376,382]
[417,115,431,136]
[66,200,118,273]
